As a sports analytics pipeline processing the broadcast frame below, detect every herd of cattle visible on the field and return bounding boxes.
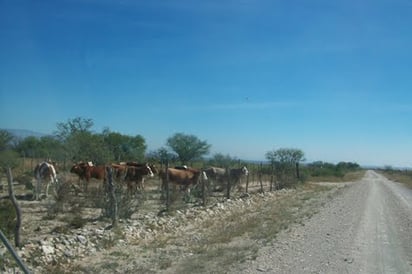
[33,160,249,200]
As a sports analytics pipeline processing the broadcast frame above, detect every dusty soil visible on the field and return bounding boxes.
[3,171,412,273]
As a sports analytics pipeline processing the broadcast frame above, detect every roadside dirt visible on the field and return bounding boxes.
[231,170,412,273]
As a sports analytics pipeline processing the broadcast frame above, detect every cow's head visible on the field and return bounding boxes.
[70,163,86,175]
[149,164,158,174]
[241,166,249,176]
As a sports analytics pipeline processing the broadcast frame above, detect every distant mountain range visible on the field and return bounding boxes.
[3,128,48,139]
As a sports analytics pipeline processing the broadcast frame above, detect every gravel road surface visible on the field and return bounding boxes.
[232,170,412,274]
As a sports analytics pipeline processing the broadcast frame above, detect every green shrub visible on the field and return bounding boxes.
[0,200,16,239]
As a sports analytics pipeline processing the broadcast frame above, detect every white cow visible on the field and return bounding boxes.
[34,161,58,200]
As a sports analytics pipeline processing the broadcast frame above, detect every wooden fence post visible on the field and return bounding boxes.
[201,171,206,206]
[165,162,170,211]
[106,166,118,227]
[226,167,231,199]
[270,162,274,192]
[259,163,264,193]
[6,168,22,248]
[245,170,249,193]
[296,162,300,180]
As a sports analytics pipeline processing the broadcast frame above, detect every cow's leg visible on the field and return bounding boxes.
[45,181,50,197]
[78,178,84,192]
[46,179,58,197]
[140,178,145,191]
[84,179,88,192]
[160,178,166,199]
[136,178,145,192]
[126,181,133,196]
[134,181,139,196]
[36,179,41,200]
[53,179,59,196]
[183,185,192,203]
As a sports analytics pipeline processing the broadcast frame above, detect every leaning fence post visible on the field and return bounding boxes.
[0,230,31,274]
[6,168,22,247]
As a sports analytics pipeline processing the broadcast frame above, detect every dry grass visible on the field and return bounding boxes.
[307,170,366,183]
[157,183,334,273]
[379,170,412,188]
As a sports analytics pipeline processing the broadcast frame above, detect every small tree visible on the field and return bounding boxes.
[147,147,177,165]
[265,148,305,187]
[67,131,111,164]
[208,153,237,167]
[265,148,305,165]
[166,133,211,165]
[102,129,147,162]
[55,116,94,141]
[0,130,19,169]
[0,130,14,151]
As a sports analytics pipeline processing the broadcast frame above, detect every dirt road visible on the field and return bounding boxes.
[232,170,412,273]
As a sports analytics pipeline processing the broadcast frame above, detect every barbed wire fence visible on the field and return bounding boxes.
[2,160,302,230]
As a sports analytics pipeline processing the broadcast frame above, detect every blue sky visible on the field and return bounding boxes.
[1,0,411,167]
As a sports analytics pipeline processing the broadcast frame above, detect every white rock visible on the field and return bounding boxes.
[41,245,55,255]
[76,235,87,245]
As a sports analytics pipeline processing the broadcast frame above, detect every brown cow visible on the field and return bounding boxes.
[160,167,208,194]
[70,162,88,182]
[123,164,154,194]
[70,162,106,191]
[111,163,128,181]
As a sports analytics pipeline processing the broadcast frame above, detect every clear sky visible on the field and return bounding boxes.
[1,0,411,167]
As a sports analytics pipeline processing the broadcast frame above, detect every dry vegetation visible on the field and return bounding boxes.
[307,170,366,183]
[378,169,412,188]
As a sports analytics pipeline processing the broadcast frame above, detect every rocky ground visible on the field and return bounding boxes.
[1,178,337,273]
